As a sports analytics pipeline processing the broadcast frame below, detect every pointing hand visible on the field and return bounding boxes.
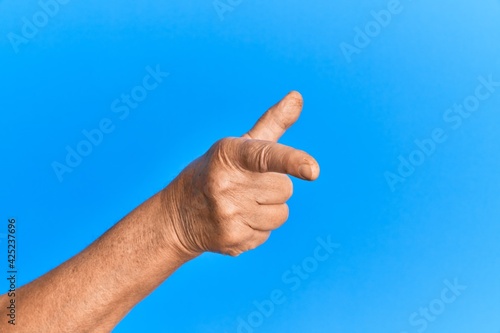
[163,91,320,257]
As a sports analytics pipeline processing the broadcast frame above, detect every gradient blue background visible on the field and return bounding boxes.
[2,0,500,332]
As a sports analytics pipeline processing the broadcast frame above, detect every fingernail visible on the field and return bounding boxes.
[298,164,312,179]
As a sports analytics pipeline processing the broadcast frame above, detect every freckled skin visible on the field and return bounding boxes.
[0,91,320,332]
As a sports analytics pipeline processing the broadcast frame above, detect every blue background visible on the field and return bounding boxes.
[2,0,500,332]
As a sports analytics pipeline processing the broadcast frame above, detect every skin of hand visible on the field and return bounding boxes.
[164,90,320,257]
[0,91,319,332]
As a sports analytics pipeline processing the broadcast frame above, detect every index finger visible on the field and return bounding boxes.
[236,138,320,181]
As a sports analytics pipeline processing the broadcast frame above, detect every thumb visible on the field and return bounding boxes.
[243,91,304,142]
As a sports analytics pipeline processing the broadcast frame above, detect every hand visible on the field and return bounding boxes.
[163,91,320,257]
[0,92,318,333]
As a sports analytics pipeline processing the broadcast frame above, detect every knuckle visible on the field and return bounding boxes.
[205,173,231,195]
[207,137,236,166]
[213,137,233,151]
[203,177,219,199]
[226,248,243,257]
[235,232,270,254]
[241,140,271,173]
[222,234,239,247]
[256,145,272,173]
[217,201,239,221]
[222,230,270,256]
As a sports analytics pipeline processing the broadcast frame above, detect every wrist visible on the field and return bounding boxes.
[159,172,204,261]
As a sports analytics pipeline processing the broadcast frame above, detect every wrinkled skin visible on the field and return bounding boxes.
[0,91,320,332]
[164,91,320,257]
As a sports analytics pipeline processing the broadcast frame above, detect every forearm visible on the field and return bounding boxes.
[0,91,318,332]
[0,182,197,332]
